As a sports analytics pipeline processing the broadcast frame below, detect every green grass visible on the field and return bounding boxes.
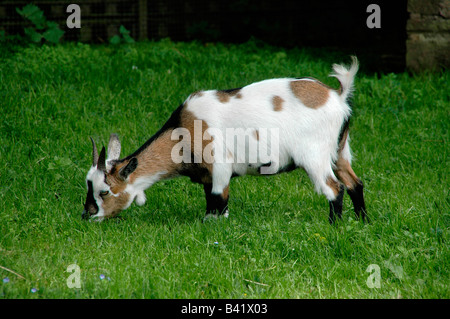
[0,39,448,299]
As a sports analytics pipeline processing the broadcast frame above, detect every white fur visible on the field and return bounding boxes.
[330,56,359,102]
[185,59,358,200]
[124,171,167,206]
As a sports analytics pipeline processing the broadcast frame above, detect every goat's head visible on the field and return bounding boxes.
[82,134,139,221]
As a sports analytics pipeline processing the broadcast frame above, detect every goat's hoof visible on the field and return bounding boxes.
[203,210,229,222]
[203,213,218,222]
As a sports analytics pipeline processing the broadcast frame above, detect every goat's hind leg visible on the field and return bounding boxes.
[347,181,367,222]
[334,157,368,222]
[328,179,345,224]
[304,161,345,224]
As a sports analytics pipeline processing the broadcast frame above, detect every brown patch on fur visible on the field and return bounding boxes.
[105,172,127,194]
[326,176,341,197]
[253,129,259,141]
[221,185,229,200]
[177,109,214,184]
[302,77,341,93]
[101,191,130,217]
[105,105,216,203]
[127,110,214,184]
[109,107,214,186]
[190,91,204,99]
[290,80,330,109]
[127,130,179,184]
[216,89,242,103]
[334,158,360,190]
[337,125,349,154]
[216,91,230,103]
[272,95,284,111]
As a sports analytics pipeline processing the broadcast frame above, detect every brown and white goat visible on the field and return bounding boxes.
[82,57,367,223]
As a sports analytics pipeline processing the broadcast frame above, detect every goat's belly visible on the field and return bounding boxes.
[231,157,296,177]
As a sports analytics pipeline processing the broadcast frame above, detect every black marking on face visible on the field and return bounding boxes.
[84,180,99,216]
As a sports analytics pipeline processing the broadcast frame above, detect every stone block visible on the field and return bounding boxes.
[408,0,443,15]
[407,13,450,31]
[406,32,450,71]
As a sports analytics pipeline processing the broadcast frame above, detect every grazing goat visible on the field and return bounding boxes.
[82,56,367,223]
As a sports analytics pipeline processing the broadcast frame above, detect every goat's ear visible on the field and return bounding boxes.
[97,146,107,172]
[107,133,121,161]
[119,157,138,180]
[90,137,98,167]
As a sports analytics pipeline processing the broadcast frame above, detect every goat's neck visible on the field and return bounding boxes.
[128,130,178,191]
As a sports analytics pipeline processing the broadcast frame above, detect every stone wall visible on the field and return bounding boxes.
[407,0,450,71]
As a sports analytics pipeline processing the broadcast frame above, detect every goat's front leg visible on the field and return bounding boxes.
[203,183,229,219]
[203,163,232,220]
[329,184,345,224]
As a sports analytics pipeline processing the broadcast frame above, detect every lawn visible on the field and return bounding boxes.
[0,39,448,299]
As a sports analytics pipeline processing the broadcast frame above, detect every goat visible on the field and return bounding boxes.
[82,56,368,223]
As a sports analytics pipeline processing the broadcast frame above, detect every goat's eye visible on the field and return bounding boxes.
[99,190,109,197]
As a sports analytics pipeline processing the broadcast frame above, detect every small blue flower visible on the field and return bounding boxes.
[99,274,105,280]
[3,277,10,283]
[214,241,219,245]
[30,288,37,293]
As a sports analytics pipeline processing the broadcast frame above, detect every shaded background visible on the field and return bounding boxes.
[1,0,448,72]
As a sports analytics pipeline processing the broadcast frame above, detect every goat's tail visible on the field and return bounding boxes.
[330,56,359,103]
